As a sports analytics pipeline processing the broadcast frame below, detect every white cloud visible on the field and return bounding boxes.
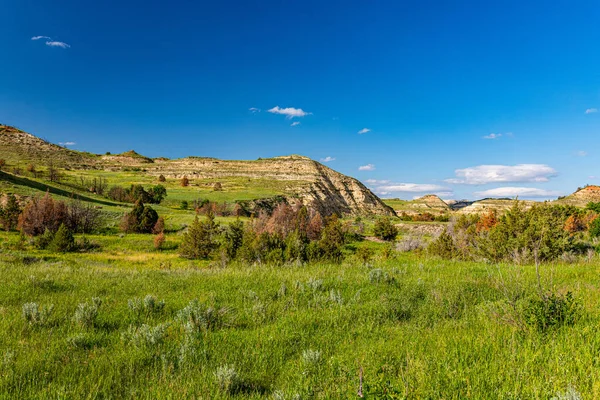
[358,164,376,171]
[267,106,311,119]
[483,133,502,140]
[474,187,561,198]
[586,108,598,114]
[376,183,449,193]
[32,36,70,49]
[249,107,260,113]
[365,179,390,185]
[59,141,76,146]
[358,128,371,135]
[575,150,588,157]
[446,164,557,185]
[46,41,70,48]
[290,121,301,127]
[320,156,335,162]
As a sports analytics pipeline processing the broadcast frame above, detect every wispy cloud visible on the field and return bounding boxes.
[575,150,588,157]
[249,107,260,113]
[268,106,311,119]
[358,128,371,135]
[32,36,70,49]
[59,141,76,146]
[585,108,598,114]
[358,164,376,171]
[365,179,390,185]
[446,164,557,185]
[376,183,449,193]
[366,180,453,197]
[320,156,335,162]
[483,133,502,140]
[474,187,561,198]
[290,121,301,127]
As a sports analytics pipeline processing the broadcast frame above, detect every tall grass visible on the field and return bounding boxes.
[0,248,598,398]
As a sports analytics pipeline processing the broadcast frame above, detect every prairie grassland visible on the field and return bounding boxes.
[0,231,598,399]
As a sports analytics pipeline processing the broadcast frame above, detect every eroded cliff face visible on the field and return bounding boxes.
[147,155,395,216]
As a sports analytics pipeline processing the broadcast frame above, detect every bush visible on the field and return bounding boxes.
[373,217,398,241]
[48,223,75,252]
[180,176,190,187]
[0,194,21,231]
[589,217,600,238]
[22,302,54,327]
[215,365,240,394]
[153,232,165,250]
[179,212,219,259]
[121,201,159,234]
[158,174,166,182]
[73,298,102,329]
[223,219,244,259]
[180,200,188,210]
[522,291,581,332]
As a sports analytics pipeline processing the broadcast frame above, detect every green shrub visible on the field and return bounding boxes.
[522,291,581,332]
[373,217,399,241]
[48,223,75,252]
[179,212,219,259]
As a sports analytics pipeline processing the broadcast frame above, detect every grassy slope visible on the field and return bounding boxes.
[0,233,597,398]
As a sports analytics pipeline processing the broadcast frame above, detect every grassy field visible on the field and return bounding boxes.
[0,229,598,399]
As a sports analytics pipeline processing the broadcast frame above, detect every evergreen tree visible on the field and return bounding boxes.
[49,223,75,252]
[179,212,219,259]
[0,194,20,231]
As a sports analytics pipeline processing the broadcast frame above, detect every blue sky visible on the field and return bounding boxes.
[2,0,600,200]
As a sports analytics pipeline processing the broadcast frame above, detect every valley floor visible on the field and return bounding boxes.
[0,233,599,399]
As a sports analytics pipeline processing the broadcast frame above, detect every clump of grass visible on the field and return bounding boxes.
[122,323,169,349]
[73,297,102,329]
[22,302,54,327]
[128,295,165,322]
[307,278,323,292]
[214,364,240,394]
[301,349,322,375]
[177,299,232,335]
[552,385,582,400]
[368,268,389,284]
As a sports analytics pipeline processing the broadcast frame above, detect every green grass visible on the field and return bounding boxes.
[0,230,598,398]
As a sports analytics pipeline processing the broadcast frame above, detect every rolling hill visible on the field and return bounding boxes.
[0,124,394,217]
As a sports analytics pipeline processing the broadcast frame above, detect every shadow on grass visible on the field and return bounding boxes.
[0,170,124,207]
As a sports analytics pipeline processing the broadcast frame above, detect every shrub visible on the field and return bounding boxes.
[223,219,244,259]
[153,217,165,234]
[589,217,600,238]
[73,297,102,329]
[22,302,54,326]
[121,201,159,234]
[48,223,75,252]
[123,323,169,349]
[177,299,231,334]
[356,247,374,264]
[522,291,581,332]
[180,176,190,187]
[154,232,165,250]
[180,200,188,210]
[18,192,67,236]
[179,212,219,259]
[215,365,240,394]
[373,217,399,241]
[158,174,166,182]
[213,182,223,191]
[319,215,345,263]
[397,235,425,252]
[0,159,5,170]
[0,194,21,231]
